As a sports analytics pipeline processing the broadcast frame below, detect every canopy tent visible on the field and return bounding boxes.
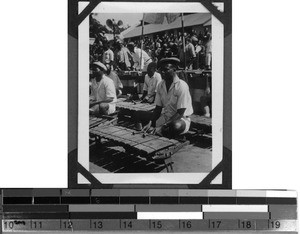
[123,13,211,39]
[119,23,139,39]
[203,19,211,26]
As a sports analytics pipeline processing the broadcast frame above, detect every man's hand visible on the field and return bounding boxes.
[142,121,152,132]
[148,96,155,104]
[141,96,149,103]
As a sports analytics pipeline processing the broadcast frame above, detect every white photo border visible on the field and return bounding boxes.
[78,2,224,184]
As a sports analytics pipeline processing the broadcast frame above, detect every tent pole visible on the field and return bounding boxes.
[140,15,145,71]
[181,13,186,70]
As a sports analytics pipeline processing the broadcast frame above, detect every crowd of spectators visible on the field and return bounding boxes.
[90,27,212,71]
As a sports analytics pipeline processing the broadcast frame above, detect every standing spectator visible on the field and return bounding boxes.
[127,42,152,71]
[145,46,153,59]
[102,44,114,68]
[198,40,206,69]
[169,42,178,57]
[202,27,211,44]
[194,37,203,69]
[185,36,197,70]
[115,41,132,71]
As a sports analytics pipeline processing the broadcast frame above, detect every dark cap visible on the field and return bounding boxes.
[158,57,180,69]
[127,42,135,48]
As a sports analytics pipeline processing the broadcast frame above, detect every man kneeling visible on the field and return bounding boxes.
[143,58,193,137]
[89,62,117,116]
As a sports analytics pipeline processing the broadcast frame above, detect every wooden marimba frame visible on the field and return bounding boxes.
[89,115,118,129]
[89,125,189,172]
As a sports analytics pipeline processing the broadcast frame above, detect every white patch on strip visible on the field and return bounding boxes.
[202,205,268,212]
[137,212,203,220]
[208,189,236,196]
[236,190,267,197]
[266,190,297,198]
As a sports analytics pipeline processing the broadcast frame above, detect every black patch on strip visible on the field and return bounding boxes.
[3,197,32,204]
[91,197,119,204]
[69,212,137,219]
[4,213,69,219]
[120,196,149,204]
[3,205,68,212]
[150,197,178,204]
[179,196,209,204]
[209,197,236,204]
[266,198,297,204]
[237,197,267,204]
[34,197,60,204]
[61,197,90,204]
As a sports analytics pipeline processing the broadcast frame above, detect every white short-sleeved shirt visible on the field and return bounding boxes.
[90,75,117,114]
[107,71,123,90]
[131,48,152,71]
[155,75,193,121]
[143,72,162,98]
[102,49,114,64]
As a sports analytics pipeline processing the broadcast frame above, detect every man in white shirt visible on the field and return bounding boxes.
[185,36,197,70]
[89,62,117,116]
[102,44,114,68]
[143,57,193,136]
[141,62,162,103]
[115,41,132,71]
[127,42,152,71]
[133,62,161,130]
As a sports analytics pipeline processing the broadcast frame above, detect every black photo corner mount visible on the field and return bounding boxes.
[68,0,232,189]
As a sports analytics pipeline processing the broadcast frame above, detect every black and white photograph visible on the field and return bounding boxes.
[78,2,225,184]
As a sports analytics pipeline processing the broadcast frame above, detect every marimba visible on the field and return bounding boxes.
[89,125,189,172]
[89,115,117,129]
[116,99,156,112]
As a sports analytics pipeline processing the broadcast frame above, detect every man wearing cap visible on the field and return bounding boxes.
[89,62,117,116]
[143,57,193,137]
[127,42,152,72]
